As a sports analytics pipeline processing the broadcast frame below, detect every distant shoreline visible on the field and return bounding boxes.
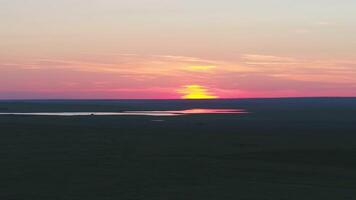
[0,96,356,101]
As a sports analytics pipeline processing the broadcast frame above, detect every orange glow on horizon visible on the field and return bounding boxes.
[178,85,218,99]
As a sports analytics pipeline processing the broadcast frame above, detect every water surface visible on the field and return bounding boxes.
[0,109,247,117]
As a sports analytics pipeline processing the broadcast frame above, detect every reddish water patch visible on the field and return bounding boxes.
[0,109,247,117]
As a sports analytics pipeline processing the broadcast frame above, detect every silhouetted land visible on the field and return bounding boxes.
[1,98,356,199]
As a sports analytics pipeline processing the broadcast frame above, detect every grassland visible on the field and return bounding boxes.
[1,98,356,199]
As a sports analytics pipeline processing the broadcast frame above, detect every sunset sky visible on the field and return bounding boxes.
[1,0,356,99]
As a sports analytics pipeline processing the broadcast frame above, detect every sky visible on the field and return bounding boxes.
[1,0,356,99]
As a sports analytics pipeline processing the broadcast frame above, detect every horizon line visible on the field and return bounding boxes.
[0,96,356,101]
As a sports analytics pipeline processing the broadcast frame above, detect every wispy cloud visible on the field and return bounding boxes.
[241,54,301,65]
[2,53,356,98]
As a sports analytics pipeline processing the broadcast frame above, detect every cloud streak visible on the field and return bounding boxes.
[1,53,356,98]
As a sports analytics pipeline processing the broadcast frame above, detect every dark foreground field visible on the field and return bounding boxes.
[1,98,356,199]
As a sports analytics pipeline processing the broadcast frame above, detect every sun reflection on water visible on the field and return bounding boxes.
[0,109,247,116]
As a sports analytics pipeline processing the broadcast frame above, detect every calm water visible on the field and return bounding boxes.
[0,109,247,117]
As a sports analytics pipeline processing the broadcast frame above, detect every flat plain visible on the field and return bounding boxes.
[1,98,356,199]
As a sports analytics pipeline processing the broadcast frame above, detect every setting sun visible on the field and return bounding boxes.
[178,85,218,99]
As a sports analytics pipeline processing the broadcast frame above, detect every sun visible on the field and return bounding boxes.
[178,85,218,99]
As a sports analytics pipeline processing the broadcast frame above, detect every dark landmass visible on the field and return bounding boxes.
[1,98,356,199]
